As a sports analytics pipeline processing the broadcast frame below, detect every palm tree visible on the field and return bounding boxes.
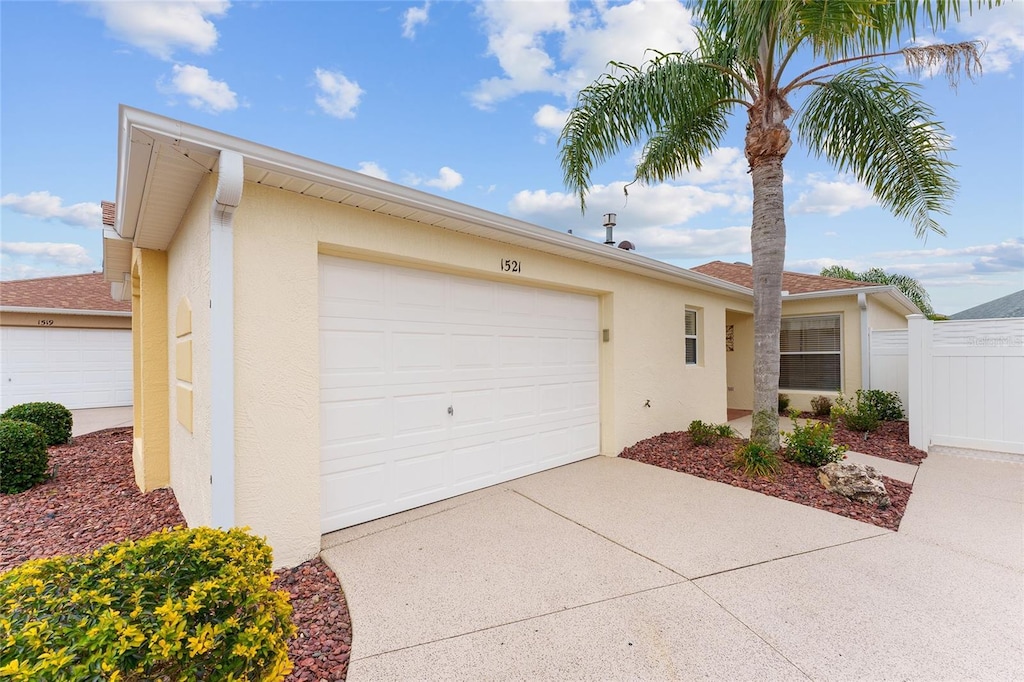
[559,0,992,451]
[820,265,935,315]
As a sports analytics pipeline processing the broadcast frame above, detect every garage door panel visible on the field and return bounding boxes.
[392,449,447,504]
[392,392,448,436]
[392,332,447,372]
[319,255,600,534]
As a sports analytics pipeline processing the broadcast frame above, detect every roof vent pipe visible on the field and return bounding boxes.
[603,213,616,245]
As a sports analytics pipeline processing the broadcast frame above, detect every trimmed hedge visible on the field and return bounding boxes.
[0,527,295,681]
[0,419,49,494]
[0,402,73,446]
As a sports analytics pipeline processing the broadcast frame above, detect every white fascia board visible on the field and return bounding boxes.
[0,306,131,317]
[783,286,922,317]
[117,105,752,300]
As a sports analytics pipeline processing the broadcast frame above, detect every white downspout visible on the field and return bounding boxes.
[210,150,243,528]
[859,293,870,391]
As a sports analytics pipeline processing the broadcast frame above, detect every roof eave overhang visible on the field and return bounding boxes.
[110,105,752,300]
[783,285,921,315]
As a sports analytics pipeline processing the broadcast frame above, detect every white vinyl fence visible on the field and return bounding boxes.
[907,315,1024,455]
[869,329,909,408]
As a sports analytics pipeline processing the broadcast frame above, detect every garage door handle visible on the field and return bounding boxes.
[447,406,454,416]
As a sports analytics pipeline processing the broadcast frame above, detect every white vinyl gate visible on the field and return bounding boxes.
[907,315,1024,455]
[319,256,601,532]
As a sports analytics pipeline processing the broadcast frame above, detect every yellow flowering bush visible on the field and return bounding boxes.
[0,527,295,681]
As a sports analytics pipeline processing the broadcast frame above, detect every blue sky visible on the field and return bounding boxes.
[1,1,1022,315]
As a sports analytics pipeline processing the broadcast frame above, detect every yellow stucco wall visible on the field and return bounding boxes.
[131,248,170,491]
[725,310,754,410]
[226,182,744,568]
[0,312,130,329]
[165,175,214,529]
[868,298,910,330]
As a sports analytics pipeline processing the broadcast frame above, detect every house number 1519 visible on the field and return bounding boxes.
[500,258,521,273]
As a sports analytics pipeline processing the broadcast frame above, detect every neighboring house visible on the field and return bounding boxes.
[691,261,919,413]
[0,272,132,411]
[948,289,1024,320]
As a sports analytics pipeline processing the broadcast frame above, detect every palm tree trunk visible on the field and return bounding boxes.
[749,155,786,450]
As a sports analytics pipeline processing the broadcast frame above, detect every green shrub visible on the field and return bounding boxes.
[777,394,790,414]
[843,405,880,432]
[0,527,295,681]
[810,395,833,418]
[732,442,781,479]
[688,420,735,446]
[855,389,904,421]
[785,419,847,467]
[0,420,49,494]
[0,402,73,446]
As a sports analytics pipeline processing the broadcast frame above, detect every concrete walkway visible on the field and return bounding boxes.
[321,451,1023,681]
[70,406,132,436]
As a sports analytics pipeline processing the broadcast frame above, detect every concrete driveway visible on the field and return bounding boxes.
[321,451,1023,681]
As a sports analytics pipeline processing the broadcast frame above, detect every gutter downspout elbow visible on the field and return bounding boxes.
[210,150,243,529]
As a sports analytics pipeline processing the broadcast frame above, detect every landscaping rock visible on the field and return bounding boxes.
[817,462,891,509]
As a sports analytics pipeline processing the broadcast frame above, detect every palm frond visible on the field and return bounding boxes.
[558,52,736,211]
[634,108,732,185]
[902,41,983,90]
[796,65,956,237]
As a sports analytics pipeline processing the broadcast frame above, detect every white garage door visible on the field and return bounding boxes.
[320,255,600,532]
[1,327,133,411]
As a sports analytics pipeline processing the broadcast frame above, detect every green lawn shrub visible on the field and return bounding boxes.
[688,420,735,446]
[777,393,791,414]
[0,402,73,446]
[785,419,847,467]
[0,419,49,494]
[855,389,904,421]
[732,442,781,479]
[843,404,880,432]
[810,395,833,418]
[0,527,295,681]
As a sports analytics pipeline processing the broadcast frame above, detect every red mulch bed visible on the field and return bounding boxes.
[0,427,350,681]
[621,430,914,531]
[794,414,927,465]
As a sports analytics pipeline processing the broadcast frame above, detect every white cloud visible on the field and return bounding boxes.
[533,104,569,137]
[160,64,238,113]
[82,1,229,60]
[670,147,751,193]
[314,68,364,119]
[626,225,750,259]
[959,2,1024,73]
[426,167,464,191]
[402,2,430,39]
[1,242,94,268]
[509,180,737,231]
[790,174,877,217]
[1,191,102,228]
[471,0,697,109]
[357,161,389,181]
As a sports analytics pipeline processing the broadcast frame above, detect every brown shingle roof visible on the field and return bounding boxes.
[0,273,130,313]
[691,261,878,295]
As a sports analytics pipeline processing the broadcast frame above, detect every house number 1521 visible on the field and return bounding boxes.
[500,259,521,273]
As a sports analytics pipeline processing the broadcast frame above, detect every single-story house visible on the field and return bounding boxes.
[948,289,1024,320]
[690,261,918,413]
[102,106,917,568]
[0,272,132,411]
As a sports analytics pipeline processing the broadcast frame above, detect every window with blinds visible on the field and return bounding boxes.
[685,309,698,365]
[779,315,840,390]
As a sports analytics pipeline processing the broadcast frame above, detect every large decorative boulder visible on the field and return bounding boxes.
[817,462,891,508]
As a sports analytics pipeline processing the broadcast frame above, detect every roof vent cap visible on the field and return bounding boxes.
[617,240,636,251]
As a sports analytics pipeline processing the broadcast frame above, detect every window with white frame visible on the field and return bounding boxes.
[779,315,841,390]
[685,308,698,365]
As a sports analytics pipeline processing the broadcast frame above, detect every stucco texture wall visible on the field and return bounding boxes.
[868,297,910,330]
[725,310,754,410]
[165,175,214,529]
[231,182,743,568]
